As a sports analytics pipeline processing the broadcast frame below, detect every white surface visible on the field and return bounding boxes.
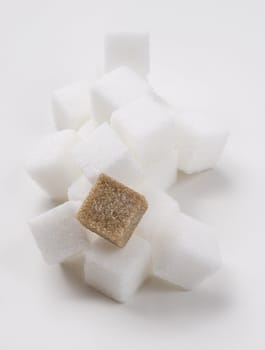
[152,212,221,289]
[0,0,265,349]
[52,81,91,130]
[111,95,176,164]
[136,184,180,242]
[29,201,90,264]
[173,111,229,174]
[90,66,150,123]
[72,123,143,185]
[67,175,92,202]
[77,119,97,140]
[104,32,150,76]
[26,130,81,201]
[142,148,178,189]
[84,236,151,303]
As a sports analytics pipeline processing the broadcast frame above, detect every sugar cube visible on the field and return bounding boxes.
[152,212,221,289]
[143,149,178,189]
[135,184,180,242]
[26,130,81,201]
[84,235,151,302]
[77,174,148,248]
[72,123,143,186]
[173,111,229,174]
[67,175,92,202]
[77,119,97,140]
[111,95,176,165]
[104,32,149,76]
[90,66,151,123]
[29,201,90,264]
[52,82,91,130]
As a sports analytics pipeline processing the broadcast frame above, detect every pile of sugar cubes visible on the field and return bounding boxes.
[27,32,228,303]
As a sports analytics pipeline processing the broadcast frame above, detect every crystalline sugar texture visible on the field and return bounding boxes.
[84,236,151,302]
[77,174,148,248]
[29,201,90,264]
[104,32,149,76]
[152,212,221,289]
[72,123,143,186]
[52,82,91,130]
[26,130,81,201]
[90,66,151,123]
[111,95,176,165]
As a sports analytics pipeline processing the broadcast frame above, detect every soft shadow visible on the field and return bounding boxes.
[61,255,86,285]
[175,168,233,196]
[125,267,234,324]
[60,255,116,305]
[55,258,234,319]
[35,196,59,213]
[169,168,234,216]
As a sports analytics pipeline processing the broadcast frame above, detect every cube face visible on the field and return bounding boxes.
[104,32,149,76]
[152,212,221,289]
[52,82,91,130]
[111,96,176,165]
[173,111,229,174]
[29,201,90,264]
[77,174,148,248]
[179,132,228,174]
[90,66,150,123]
[72,123,142,186]
[135,184,180,242]
[77,119,97,140]
[84,236,151,302]
[143,149,178,190]
[67,175,92,202]
[26,130,81,201]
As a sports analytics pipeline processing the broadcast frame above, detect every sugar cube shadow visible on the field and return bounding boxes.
[59,255,117,305]
[175,168,233,195]
[60,256,234,324]
[125,267,234,323]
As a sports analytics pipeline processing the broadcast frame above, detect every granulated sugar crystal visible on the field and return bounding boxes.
[77,174,148,248]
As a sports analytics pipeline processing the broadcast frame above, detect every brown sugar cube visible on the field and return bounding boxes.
[76,173,148,248]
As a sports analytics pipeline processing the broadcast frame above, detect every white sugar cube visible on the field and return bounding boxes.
[67,175,92,202]
[29,201,90,264]
[135,184,180,242]
[104,32,149,76]
[143,149,178,190]
[72,123,143,186]
[90,66,151,123]
[111,95,176,165]
[77,119,97,140]
[52,82,91,130]
[26,130,81,201]
[173,111,229,174]
[152,212,221,289]
[84,236,151,302]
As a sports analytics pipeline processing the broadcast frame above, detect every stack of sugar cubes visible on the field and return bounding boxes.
[27,32,228,303]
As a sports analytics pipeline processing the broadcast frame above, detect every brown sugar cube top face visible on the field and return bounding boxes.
[77,174,148,248]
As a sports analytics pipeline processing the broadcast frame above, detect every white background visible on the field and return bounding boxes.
[0,0,265,349]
